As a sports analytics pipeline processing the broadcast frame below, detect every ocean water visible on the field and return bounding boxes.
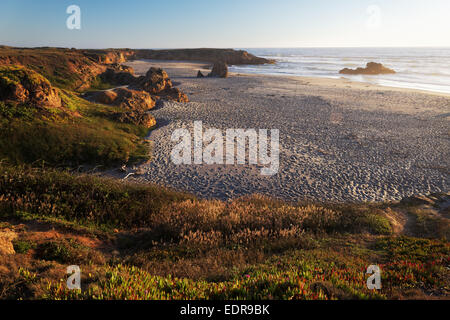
[230,47,450,94]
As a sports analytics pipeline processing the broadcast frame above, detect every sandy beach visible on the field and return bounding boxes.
[123,59,450,202]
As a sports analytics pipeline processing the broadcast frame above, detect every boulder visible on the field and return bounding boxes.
[88,87,155,111]
[197,70,205,78]
[100,68,136,86]
[208,61,228,78]
[157,87,189,103]
[0,65,62,108]
[117,111,156,128]
[339,62,396,75]
[113,87,156,111]
[90,90,118,105]
[109,63,134,74]
[87,87,156,128]
[0,229,17,255]
[132,67,172,95]
[132,67,189,103]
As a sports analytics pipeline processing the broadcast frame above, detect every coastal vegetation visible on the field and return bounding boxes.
[0,46,448,300]
[0,163,448,299]
[0,67,151,167]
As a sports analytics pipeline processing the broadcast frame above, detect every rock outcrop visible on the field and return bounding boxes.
[81,48,274,66]
[0,229,17,255]
[86,87,156,128]
[133,48,275,65]
[100,66,136,86]
[113,87,156,111]
[339,62,396,75]
[90,90,118,105]
[117,110,156,128]
[132,67,189,102]
[82,50,136,65]
[86,66,188,126]
[91,63,190,106]
[0,47,273,92]
[0,65,62,108]
[197,70,205,78]
[133,68,173,95]
[208,61,228,78]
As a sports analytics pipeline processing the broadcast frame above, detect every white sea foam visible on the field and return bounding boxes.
[230,48,450,94]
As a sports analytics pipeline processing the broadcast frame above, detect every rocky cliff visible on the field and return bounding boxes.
[132,48,275,65]
[82,49,136,65]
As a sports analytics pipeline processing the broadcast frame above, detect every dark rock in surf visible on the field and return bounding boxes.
[208,61,228,78]
[339,62,396,75]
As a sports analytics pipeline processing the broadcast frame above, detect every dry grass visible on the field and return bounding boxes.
[0,165,448,300]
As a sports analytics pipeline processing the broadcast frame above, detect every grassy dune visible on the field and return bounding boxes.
[0,47,107,91]
[0,85,150,167]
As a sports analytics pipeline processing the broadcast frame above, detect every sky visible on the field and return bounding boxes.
[0,0,449,49]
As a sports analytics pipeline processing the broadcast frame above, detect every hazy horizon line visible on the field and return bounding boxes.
[2,44,450,50]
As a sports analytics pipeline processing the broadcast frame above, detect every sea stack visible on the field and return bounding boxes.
[339,62,396,75]
[208,61,228,78]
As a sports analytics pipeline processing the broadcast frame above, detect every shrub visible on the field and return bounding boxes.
[0,101,37,120]
[0,163,193,229]
[36,241,73,263]
[410,208,450,239]
[12,240,36,254]
[35,239,104,265]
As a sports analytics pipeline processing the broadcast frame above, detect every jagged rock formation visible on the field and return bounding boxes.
[132,67,189,102]
[133,68,172,94]
[86,66,189,127]
[339,62,396,75]
[208,61,228,78]
[197,70,205,78]
[0,65,61,108]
